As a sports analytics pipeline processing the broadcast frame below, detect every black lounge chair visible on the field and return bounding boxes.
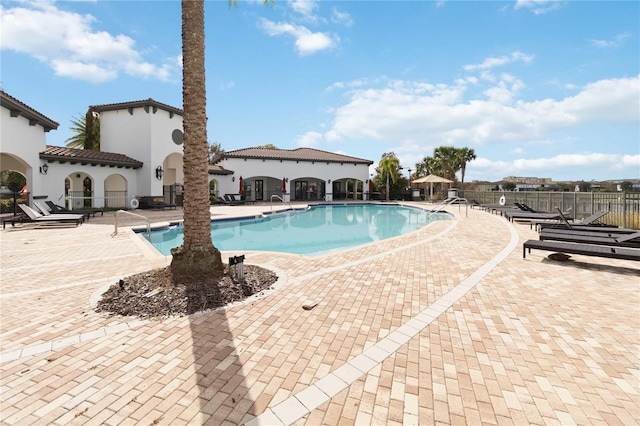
[504,209,572,223]
[539,230,640,248]
[46,201,104,218]
[139,196,177,210]
[523,240,640,261]
[534,210,610,231]
[224,194,247,205]
[540,228,638,239]
[514,202,538,212]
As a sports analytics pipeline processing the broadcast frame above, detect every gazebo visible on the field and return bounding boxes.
[411,174,453,201]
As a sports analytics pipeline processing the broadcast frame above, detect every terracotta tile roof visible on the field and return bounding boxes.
[1,90,59,132]
[217,147,373,165]
[40,146,143,169]
[208,164,233,175]
[90,98,183,116]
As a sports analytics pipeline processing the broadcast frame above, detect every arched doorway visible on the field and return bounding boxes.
[67,172,93,209]
[105,174,128,208]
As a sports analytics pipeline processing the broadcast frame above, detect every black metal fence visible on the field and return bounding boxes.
[460,190,640,230]
[67,190,128,209]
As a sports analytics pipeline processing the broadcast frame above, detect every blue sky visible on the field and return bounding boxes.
[1,0,638,183]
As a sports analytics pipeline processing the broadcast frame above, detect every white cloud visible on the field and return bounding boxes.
[219,80,235,90]
[296,131,323,147]
[463,51,534,72]
[514,0,566,15]
[331,7,354,27]
[470,153,640,181]
[590,33,631,48]
[289,0,321,23]
[324,75,639,147]
[0,1,177,83]
[259,18,337,56]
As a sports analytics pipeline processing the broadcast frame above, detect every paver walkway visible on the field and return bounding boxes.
[0,203,638,425]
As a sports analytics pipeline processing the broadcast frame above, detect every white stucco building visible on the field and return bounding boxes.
[0,91,374,211]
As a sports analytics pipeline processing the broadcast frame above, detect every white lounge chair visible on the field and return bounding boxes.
[18,204,83,227]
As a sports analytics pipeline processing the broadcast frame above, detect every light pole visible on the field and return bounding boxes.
[407,168,412,188]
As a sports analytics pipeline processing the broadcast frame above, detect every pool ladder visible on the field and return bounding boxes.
[112,209,151,236]
[427,196,468,218]
[270,194,292,212]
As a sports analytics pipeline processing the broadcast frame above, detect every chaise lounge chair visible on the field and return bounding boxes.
[223,194,247,205]
[46,200,104,218]
[18,204,83,227]
[534,210,610,231]
[34,201,88,222]
[139,196,177,210]
[540,228,638,239]
[504,209,572,223]
[523,239,640,262]
[538,230,640,248]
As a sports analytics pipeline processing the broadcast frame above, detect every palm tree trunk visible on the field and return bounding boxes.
[386,172,390,202]
[171,0,224,280]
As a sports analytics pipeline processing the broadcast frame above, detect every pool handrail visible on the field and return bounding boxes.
[428,196,468,218]
[270,194,292,212]
[113,209,151,236]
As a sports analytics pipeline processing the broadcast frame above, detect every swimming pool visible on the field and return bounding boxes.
[142,203,451,256]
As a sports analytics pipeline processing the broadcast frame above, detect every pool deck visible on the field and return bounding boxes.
[1,202,638,425]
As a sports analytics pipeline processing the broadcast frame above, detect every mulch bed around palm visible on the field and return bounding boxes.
[96,265,278,319]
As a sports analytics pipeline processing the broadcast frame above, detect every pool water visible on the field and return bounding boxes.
[143,203,451,256]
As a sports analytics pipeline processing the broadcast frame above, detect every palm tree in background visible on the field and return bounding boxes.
[65,109,100,150]
[415,156,437,177]
[456,147,476,189]
[170,0,224,280]
[433,146,458,181]
[378,152,402,202]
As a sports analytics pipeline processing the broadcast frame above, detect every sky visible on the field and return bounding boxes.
[1,0,639,183]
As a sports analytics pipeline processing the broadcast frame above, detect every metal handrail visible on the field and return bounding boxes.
[113,209,150,236]
[428,196,468,218]
[270,194,292,212]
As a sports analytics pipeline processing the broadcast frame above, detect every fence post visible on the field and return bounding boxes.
[623,192,627,228]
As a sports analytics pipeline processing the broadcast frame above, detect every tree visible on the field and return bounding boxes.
[433,146,458,181]
[0,170,25,190]
[170,0,224,280]
[502,182,516,191]
[65,109,100,150]
[415,156,437,177]
[620,181,633,192]
[456,147,476,190]
[578,181,592,192]
[377,152,401,202]
[208,142,224,164]
[255,144,278,149]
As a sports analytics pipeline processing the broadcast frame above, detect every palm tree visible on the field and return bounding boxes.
[415,156,437,177]
[171,0,270,281]
[433,146,458,181]
[65,109,100,150]
[378,152,401,202]
[456,147,476,190]
[170,0,224,280]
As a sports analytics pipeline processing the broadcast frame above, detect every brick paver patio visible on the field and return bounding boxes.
[1,202,638,425]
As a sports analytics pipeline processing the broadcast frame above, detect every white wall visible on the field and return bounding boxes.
[0,106,48,197]
[100,106,183,197]
[216,157,370,202]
